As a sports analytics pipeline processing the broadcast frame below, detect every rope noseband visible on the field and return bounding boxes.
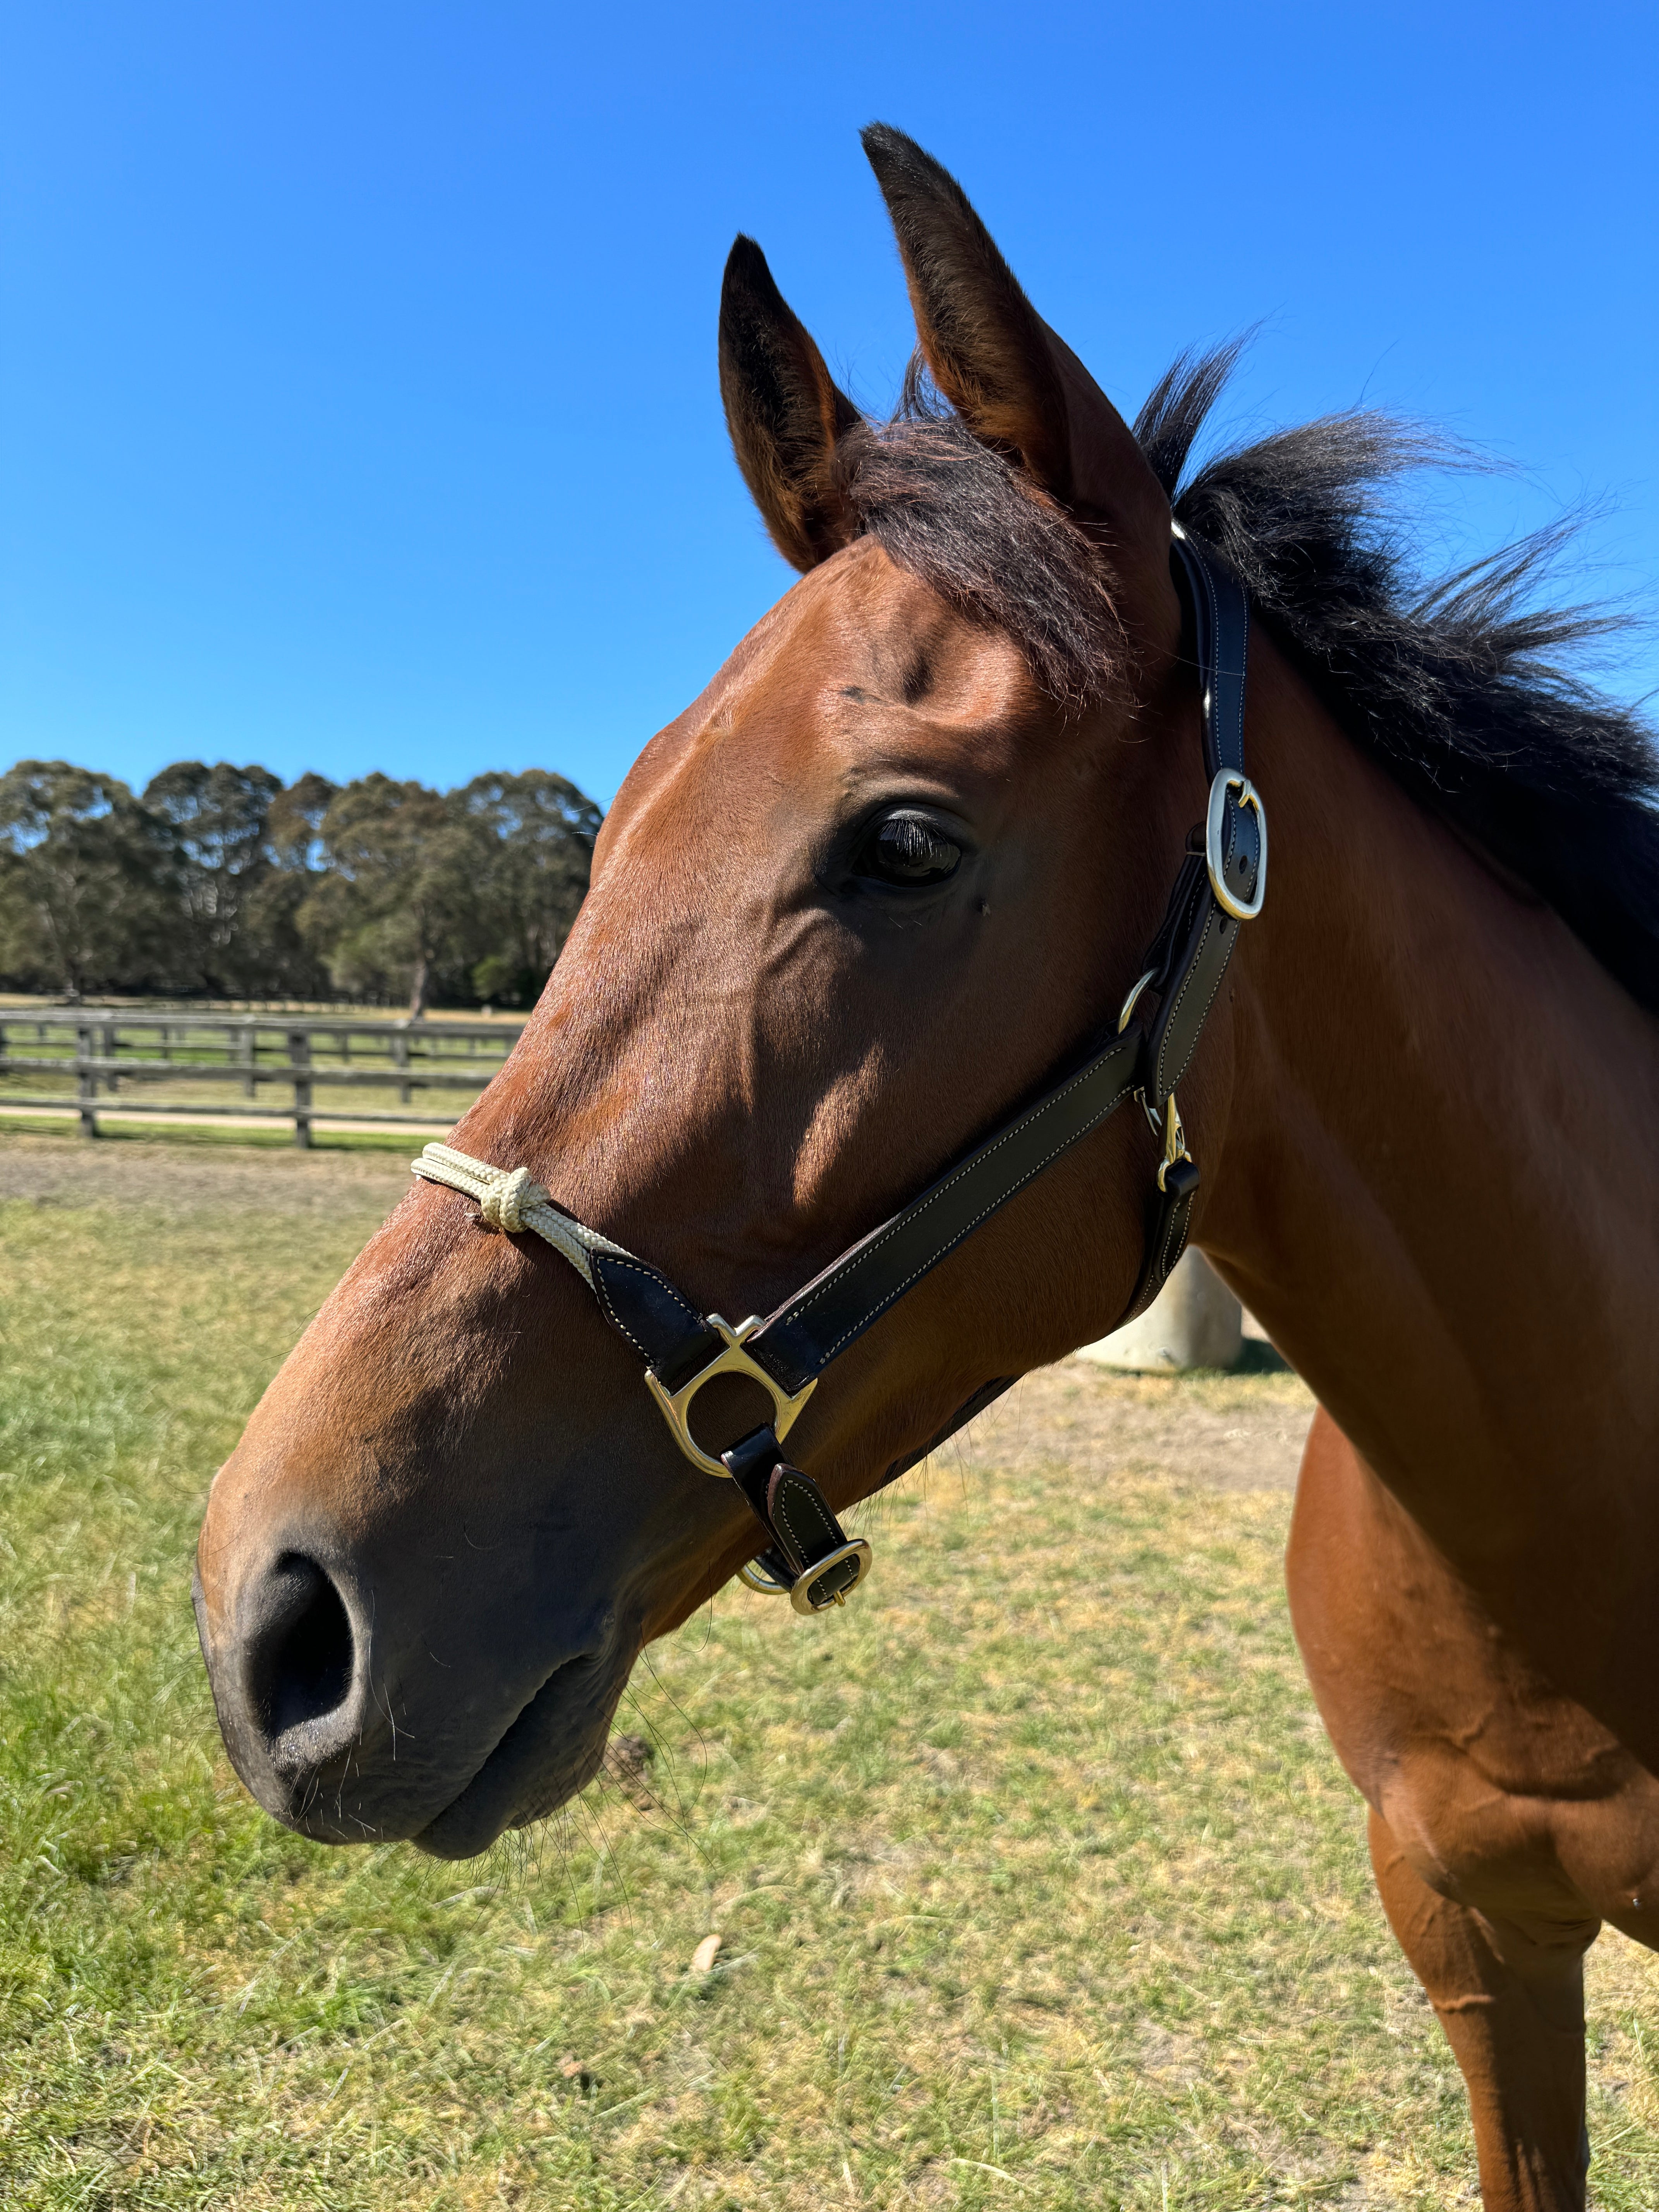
[412,532,1262,1616]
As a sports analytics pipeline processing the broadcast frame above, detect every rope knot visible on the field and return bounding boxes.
[479,1164,546,1235]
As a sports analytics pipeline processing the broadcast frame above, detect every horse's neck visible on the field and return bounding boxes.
[1201,640,1659,1569]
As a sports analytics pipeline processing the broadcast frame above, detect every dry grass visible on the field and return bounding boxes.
[3,1132,1658,2207]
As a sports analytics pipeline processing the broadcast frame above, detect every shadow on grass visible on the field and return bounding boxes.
[1235,1336,1291,1376]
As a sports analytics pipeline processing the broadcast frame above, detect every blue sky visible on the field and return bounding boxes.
[3,1,1655,809]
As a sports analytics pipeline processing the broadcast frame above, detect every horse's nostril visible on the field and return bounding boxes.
[247,1554,356,1743]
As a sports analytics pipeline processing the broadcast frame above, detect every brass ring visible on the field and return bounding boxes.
[643,1315,817,1481]
[737,1555,793,1597]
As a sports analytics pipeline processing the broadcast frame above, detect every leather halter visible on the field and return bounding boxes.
[413,529,1262,1616]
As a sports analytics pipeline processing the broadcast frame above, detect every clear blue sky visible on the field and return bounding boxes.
[3,2,1655,809]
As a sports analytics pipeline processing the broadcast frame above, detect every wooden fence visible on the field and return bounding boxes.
[0,1009,526,1146]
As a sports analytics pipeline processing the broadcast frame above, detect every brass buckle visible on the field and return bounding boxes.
[1205,769,1267,922]
[791,1538,872,1614]
[1155,1091,1192,1191]
[739,1538,873,1612]
[644,1315,816,1482]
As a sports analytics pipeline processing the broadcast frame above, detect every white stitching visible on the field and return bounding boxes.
[783,1032,1140,1329]
[1227,600,1250,764]
[774,1479,824,1568]
[807,1065,1141,1363]
[591,1250,711,1368]
[1158,911,1233,1099]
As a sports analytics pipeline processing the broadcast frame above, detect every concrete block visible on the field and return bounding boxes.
[1077,1248,1243,1373]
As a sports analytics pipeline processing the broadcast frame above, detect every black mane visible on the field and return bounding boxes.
[1138,349,1659,1014]
[846,350,1659,1015]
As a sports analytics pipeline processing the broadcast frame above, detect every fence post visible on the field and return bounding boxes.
[289,1027,312,1149]
[101,1019,118,1094]
[77,1020,98,1138]
[1077,1249,1243,1373]
[238,1018,256,1098]
[394,1022,412,1105]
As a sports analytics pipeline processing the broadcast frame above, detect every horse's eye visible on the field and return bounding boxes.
[857,811,962,888]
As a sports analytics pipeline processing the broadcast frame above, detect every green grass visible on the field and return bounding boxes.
[0,1116,430,1155]
[0,1023,499,1129]
[0,1069,476,1120]
[4,1138,1659,2208]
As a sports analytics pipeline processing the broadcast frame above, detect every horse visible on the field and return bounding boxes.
[193,127,1659,2209]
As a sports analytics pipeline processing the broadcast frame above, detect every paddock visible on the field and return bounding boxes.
[5,1129,1659,2207]
[0,1006,522,1143]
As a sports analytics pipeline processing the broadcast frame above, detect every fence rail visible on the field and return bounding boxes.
[0,1010,526,1146]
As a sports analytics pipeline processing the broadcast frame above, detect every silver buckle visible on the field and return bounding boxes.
[644,1315,816,1482]
[1205,769,1267,922]
[740,1537,873,1612]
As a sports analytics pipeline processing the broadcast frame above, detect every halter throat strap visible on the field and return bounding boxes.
[411,530,1261,1613]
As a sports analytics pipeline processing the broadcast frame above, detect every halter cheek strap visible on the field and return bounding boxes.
[411,531,1262,1616]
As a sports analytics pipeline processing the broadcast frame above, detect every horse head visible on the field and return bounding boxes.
[194,128,1228,1857]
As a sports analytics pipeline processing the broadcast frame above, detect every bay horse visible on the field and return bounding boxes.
[194,127,1659,2209]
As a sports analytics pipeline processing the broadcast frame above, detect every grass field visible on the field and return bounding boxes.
[5,1131,1659,2209]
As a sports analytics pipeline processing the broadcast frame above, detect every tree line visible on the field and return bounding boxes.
[0,759,602,1013]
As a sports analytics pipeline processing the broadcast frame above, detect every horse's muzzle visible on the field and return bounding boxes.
[193,1546,381,1842]
[194,1528,634,1853]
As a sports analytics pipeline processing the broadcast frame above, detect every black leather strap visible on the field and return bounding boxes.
[1117,1154,1201,1323]
[1144,535,1259,1108]
[1146,863,1243,1105]
[1180,526,1249,781]
[748,1024,1144,1397]
[722,1425,865,1609]
[587,1249,726,1389]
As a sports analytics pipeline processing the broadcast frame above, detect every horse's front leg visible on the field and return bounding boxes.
[1367,1805,1594,2210]
[1284,1406,1656,2210]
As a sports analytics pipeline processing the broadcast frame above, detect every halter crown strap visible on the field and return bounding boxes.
[410,531,1262,1614]
[1141,529,1260,1110]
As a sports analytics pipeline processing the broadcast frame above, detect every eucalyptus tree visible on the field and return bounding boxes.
[142,760,283,994]
[307,774,493,1015]
[0,760,173,996]
[460,768,600,1005]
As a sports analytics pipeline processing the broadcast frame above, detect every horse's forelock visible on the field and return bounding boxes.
[834,411,1125,709]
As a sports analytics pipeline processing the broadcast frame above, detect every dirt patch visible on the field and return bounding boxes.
[0,1129,413,1218]
[953,1357,1314,1492]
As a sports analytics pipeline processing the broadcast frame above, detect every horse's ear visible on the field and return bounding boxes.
[719,236,862,572]
[860,125,1172,579]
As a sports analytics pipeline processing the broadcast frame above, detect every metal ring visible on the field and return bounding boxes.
[788,1539,873,1616]
[737,1556,792,1597]
[1117,970,1158,1035]
[1205,770,1267,922]
[739,1538,874,1608]
[643,1315,817,1482]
